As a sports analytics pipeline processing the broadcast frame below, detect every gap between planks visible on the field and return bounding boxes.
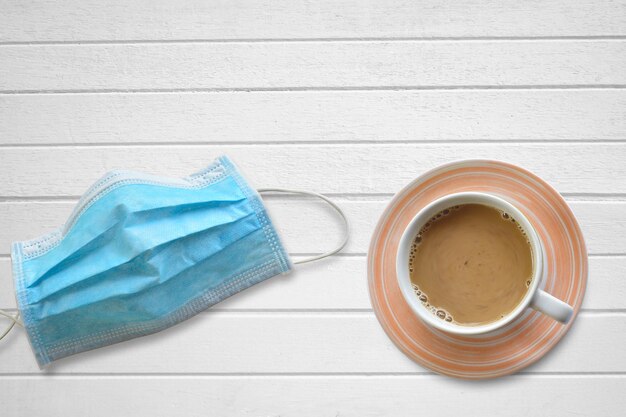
[1,35,626,46]
[1,372,626,378]
[3,85,626,95]
[0,193,626,202]
[3,139,626,148]
[0,309,624,315]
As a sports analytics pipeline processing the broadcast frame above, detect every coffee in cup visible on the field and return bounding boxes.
[408,203,533,326]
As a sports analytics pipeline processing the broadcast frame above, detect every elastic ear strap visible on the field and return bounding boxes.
[258,188,349,265]
[0,309,22,341]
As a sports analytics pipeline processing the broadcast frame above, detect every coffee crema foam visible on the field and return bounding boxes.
[408,204,533,327]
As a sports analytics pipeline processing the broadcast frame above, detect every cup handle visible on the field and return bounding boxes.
[530,289,574,324]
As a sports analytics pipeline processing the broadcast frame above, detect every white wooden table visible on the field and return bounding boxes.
[1,1,625,415]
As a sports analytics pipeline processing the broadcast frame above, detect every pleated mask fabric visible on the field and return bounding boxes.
[10,156,293,367]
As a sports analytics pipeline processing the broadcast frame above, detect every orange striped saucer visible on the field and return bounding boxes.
[367,160,587,379]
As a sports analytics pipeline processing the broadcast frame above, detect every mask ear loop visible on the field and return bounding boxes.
[0,309,22,341]
[257,188,349,265]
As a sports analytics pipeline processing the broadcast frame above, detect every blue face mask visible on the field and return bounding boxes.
[1,156,348,368]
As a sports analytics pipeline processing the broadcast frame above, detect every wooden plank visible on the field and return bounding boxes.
[0,199,624,256]
[2,376,625,417]
[2,41,625,91]
[1,0,623,411]
[0,312,623,373]
[2,90,625,144]
[2,0,625,42]
[0,144,624,195]
[1,255,624,311]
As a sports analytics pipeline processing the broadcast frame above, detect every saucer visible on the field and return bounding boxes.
[367,160,587,379]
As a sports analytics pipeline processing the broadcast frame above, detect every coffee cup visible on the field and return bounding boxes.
[396,192,574,335]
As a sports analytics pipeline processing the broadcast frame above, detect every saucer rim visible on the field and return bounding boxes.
[367,159,588,379]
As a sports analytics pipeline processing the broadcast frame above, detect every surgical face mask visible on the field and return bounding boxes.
[0,156,348,368]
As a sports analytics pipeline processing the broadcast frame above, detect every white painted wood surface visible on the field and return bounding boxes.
[2,144,626,195]
[3,90,626,144]
[3,41,626,91]
[1,0,625,41]
[1,1,625,416]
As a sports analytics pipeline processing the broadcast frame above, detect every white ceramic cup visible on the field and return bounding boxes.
[396,192,574,335]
